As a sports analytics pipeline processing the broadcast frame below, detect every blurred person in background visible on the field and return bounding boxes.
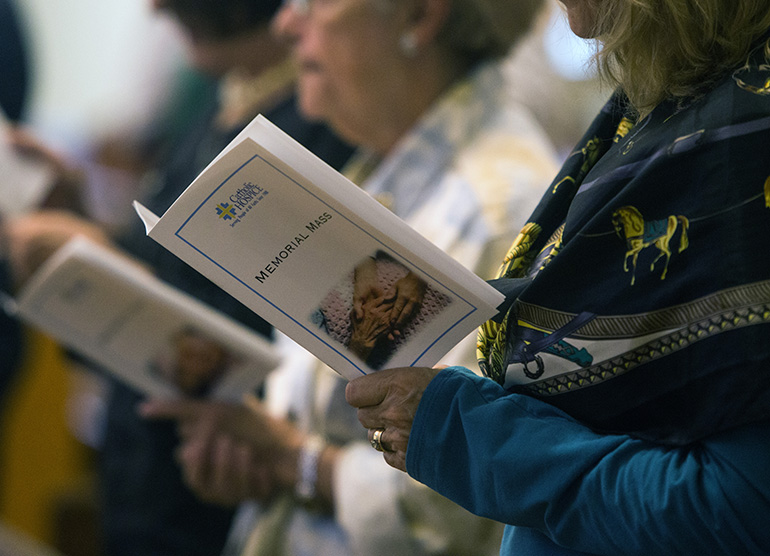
[141,0,559,554]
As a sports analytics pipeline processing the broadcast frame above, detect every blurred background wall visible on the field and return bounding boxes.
[15,0,186,152]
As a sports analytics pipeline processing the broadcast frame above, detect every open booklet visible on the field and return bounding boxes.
[11,236,280,400]
[135,115,504,381]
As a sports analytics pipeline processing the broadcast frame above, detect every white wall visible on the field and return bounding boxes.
[16,0,186,152]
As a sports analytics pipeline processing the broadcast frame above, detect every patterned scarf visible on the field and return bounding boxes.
[476,37,770,445]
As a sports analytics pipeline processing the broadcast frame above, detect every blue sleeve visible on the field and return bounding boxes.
[406,367,770,555]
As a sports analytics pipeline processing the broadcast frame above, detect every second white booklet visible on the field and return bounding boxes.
[136,115,504,380]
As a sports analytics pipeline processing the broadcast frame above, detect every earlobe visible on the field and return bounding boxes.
[403,0,451,52]
[399,32,419,57]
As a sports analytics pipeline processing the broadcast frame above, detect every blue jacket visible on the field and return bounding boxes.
[408,367,769,555]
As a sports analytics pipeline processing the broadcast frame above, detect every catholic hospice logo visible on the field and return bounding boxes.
[215,182,269,227]
[216,203,237,221]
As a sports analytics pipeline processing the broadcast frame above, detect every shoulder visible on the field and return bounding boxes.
[677,38,770,134]
[451,63,559,200]
[726,35,770,109]
[447,102,558,234]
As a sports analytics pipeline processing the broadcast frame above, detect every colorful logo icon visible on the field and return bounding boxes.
[216,202,236,221]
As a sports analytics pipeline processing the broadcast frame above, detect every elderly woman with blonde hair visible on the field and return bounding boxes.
[140,0,559,553]
[347,0,770,554]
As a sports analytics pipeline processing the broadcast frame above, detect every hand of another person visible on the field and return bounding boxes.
[4,209,110,290]
[175,415,273,506]
[158,330,231,397]
[385,271,427,339]
[7,126,86,213]
[345,366,441,471]
[140,398,305,506]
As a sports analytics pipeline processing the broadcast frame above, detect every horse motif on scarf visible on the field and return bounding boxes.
[612,206,690,285]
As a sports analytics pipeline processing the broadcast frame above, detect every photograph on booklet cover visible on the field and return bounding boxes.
[313,250,452,370]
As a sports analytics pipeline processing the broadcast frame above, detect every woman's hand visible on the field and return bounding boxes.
[139,398,305,506]
[154,330,231,397]
[7,126,87,213]
[345,366,440,471]
[5,210,110,290]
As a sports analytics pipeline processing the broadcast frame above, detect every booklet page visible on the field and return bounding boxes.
[14,237,279,400]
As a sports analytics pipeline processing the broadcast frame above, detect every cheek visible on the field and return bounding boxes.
[329,41,385,93]
[295,14,395,120]
[299,46,361,112]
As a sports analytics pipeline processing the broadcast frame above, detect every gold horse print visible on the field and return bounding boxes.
[612,206,690,285]
[732,38,770,95]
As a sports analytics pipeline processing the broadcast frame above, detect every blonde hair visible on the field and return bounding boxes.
[592,0,770,117]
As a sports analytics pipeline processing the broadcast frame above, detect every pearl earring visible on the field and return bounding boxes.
[399,32,418,57]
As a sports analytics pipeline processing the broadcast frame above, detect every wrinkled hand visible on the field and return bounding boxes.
[348,295,394,360]
[385,272,426,339]
[140,398,304,506]
[345,366,440,472]
[5,210,110,290]
[352,256,385,321]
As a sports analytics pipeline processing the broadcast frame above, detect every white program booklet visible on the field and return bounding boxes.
[0,110,54,215]
[135,115,504,381]
[13,236,280,400]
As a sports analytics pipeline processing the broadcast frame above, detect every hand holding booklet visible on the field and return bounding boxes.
[135,115,504,381]
[12,236,280,400]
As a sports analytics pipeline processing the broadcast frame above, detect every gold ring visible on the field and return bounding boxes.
[370,428,385,452]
